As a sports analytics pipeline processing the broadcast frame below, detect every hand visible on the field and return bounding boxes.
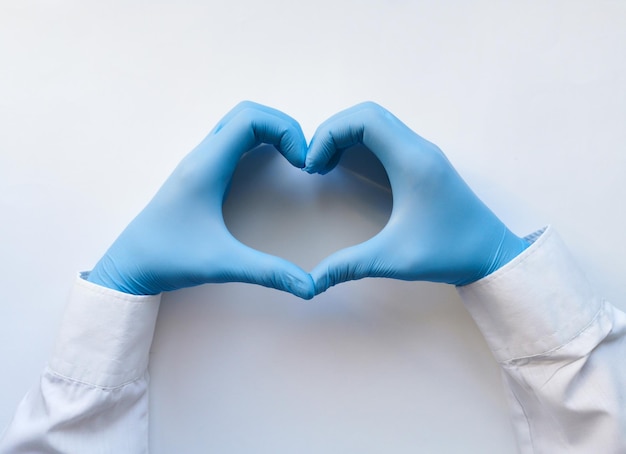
[88,101,314,299]
[305,102,528,294]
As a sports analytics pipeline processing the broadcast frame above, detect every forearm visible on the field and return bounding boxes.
[0,276,160,453]
[458,227,626,453]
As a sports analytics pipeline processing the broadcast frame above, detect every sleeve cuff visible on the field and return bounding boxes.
[48,274,161,388]
[457,226,603,363]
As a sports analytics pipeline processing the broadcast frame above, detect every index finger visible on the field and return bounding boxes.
[206,100,308,171]
[304,101,417,175]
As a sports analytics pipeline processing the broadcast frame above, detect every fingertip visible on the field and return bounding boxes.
[303,160,319,174]
[268,256,316,300]
[263,110,308,169]
[281,268,315,300]
[296,273,316,300]
[282,130,308,169]
[305,134,332,174]
[310,263,334,296]
[303,148,320,174]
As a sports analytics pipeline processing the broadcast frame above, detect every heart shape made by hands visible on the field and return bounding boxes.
[88,102,522,298]
[223,144,392,273]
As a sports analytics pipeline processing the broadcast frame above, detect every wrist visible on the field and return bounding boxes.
[477,227,530,283]
[492,229,530,271]
[88,256,157,295]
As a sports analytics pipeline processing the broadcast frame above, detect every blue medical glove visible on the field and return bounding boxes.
[305,102,529,294]
[88,101,314,299]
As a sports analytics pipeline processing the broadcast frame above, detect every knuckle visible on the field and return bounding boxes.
[235,100,258,110]
[233,106,259,130]
[232,101,262,123]
[359,101,392,125]
[358,100,383,112]
[417,145,450,181]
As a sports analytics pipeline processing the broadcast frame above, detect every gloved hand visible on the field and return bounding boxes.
[88,101,314,299]
[305,102,529,294]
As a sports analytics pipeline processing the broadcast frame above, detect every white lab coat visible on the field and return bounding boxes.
[1,226,624,453]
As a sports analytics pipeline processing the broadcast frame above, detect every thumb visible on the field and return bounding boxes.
[226,244,315,300]
[310,238,388,295]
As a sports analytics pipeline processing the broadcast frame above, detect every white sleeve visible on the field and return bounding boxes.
[457,226,626,453]
[0,275,161,454]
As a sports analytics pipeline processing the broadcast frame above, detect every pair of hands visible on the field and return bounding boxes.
[88,102,528,299]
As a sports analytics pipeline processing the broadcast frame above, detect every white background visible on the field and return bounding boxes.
[1,1,625,452]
